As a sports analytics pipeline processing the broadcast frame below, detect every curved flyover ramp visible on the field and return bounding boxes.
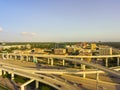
[56,57,120,78]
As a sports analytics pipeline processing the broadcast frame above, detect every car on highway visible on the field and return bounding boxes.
[39,76,44,79]
[54,84,62,88]
[75,83,83,87]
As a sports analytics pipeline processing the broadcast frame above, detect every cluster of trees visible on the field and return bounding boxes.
[98,42,120,49]
[1,42,68,49]
[0,47,19,53]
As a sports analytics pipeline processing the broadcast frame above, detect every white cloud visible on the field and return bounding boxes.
[30,32,36,36]
[21,32,28,35]
[0,27,3,32]
[21,32,37,36]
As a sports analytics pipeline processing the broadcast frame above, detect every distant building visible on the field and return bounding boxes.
[67,47,75,53]
[1,45,26,49]
[31,48,45,54]
[54,48,66,55]
[26,44,31,49]
[81,42,89,49]
[13,50,23,54]
[82,49,92,56]
[99,47,112,55]
[13,50,31,54]
[91,44,97,50]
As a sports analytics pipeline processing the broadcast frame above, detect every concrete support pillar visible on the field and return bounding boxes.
[27,56,30,62]
[20,56,24,60]
[28,56,30,62]
[105,58,108,67]
[74,61,77,68]
[2,54,4,59]
[20,79,34,90]
[6,54,9,59]
[26,56,28,61]
[33,56,35,61]
[96,71,99,90]
[10,55,13,59]
[82,65,86,70]
[3,71,6,75]
[29,56,32,62]
[35,81,39,89]
[21,86,24,90]
[96,72,99,81]
[33,57,38,63]
[14,55,17,60]
[9,55,12,59]
[48,58,50,64]
[11,73,14,80]
[96,58,99,63]
[81,58,83,69]
[83,73,86,78]
[80,58,86,70]
[0,69,2,76]
[51,58,54,66]
[11,55,13,60]
[62,59,65,66]
[11,55,12,59]
[117,57,120,66]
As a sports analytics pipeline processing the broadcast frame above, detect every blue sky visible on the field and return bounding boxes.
[0,0,120,42]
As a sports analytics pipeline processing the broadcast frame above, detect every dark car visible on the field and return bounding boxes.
[55,84,62,87]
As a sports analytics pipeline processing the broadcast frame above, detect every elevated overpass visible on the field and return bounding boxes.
[1,53,120,77]
[56,57,120,77]
[2,53,120,58]
[1,53,120,67]
[0,53,120,90]
[0,59,120,75]
[0,61,79,90]
[0,58,120,90]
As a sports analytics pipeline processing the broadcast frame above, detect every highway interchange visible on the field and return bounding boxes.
[0,58,120,90]
[0,59,82,90]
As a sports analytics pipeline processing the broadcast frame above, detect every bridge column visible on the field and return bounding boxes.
[62,59,65,66]
[10,55,12,59]
[9,55,12,59]
[117,57,120,66]
[48,58,50,64]
[6,54,9,59]
[28,56,30,62]
[3,70,6,75]
[81,58,83,69]
[11,73,14,80]
[14,55,17,60]
[21,85,24,90]
[105,58,108,67]
[51,58,54,66]
[20,56,24,60]
[2,53,5,59]
[83,72,86,78]
[80,58,86,70]
[96,71,99,90]
[0,69,2,76]
[26,56,28,62]
[35,81,39,89]
[34,57,38,63]
[27,56,30,62]
[20,79,34,90]
[74,61,77,68]
[82,65,86,70]
[96,72,99,81]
